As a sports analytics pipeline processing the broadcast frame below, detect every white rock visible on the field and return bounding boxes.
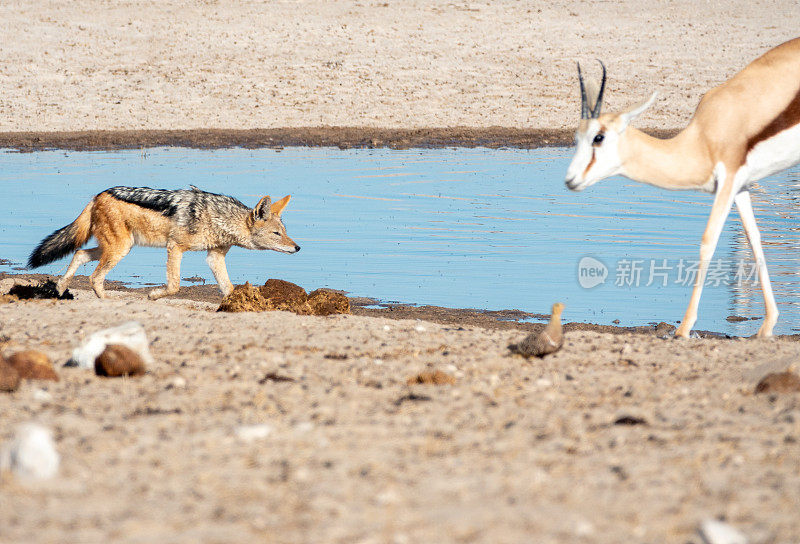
[168,376,187,389]
[71,321,153,369]
[574,519,595,537]
[294,422,314,433]
[0,423,60,481]
[699,519,748,544]
[382,325,391,331]
[414,325,426,332]
[235,424,274,442]
[33,389,53,402]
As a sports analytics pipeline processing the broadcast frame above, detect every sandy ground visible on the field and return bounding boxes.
[1,286,799,544]
[0,1,798,136]
[2,2,800,543]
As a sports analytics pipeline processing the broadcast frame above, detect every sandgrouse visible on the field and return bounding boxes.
[511,302,564,358]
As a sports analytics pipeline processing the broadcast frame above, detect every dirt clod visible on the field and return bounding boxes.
[95,344,146,377]
[754,371,800,394]
[406,370,456,386]
[5,350,58,381]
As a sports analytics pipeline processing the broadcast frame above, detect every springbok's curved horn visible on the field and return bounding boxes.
[591,60,607,118]
[577,62,590,119]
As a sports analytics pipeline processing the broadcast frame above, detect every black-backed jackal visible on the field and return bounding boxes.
[28,186,300,299]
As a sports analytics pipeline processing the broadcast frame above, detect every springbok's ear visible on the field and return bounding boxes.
[620,92,657,128]
[269,195,291,216]
[252,195,272,221]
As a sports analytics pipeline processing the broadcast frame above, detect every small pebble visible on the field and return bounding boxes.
[33,389,53,402]
[235,424,274,442]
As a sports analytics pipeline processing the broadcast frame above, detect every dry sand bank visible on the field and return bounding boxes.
[0,1,798,143]
[1,285,800,543]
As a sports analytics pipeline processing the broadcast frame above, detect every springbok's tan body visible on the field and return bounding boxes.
[566,37,800,337]
[28,186,300,300]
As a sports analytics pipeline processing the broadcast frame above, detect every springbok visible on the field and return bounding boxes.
[565,37,800,338]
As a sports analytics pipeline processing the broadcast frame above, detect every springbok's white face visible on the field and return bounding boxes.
[565,61,656,191]
[565,118,625,191]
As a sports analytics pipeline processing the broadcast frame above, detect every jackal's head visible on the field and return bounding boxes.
[248,195,300,253]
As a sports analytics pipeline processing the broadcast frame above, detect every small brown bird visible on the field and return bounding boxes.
[511,302,565,358]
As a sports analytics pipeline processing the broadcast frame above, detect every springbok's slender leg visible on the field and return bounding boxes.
[148,242,184,300]
[206,247,233,296]
[734,191,778,337]
[675,173,737,338]
[57,247,102,295]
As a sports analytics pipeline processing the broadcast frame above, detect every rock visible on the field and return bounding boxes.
[306,289,350,315]
[95,344,146,377]
[754,371,800,394]
[698,519,748,544]
[70,321,153,369]
[0,358,21,392]
[5,350,59,381]
[407,370,456,385]
[0,423,60,481]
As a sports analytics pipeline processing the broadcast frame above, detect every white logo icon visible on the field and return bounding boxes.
[578,256,608,289]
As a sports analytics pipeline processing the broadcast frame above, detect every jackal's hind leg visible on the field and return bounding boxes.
[206,247,233,296]
[57,247,102,295]
[148,243,184,300]
[90,246,131,299]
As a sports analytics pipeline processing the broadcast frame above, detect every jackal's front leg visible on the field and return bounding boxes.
[148,243,184,300]
[206,247,233,296]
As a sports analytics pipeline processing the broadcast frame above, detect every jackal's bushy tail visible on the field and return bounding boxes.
[27,201,94,268]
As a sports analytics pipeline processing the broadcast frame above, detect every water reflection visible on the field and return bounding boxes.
[0,146,799,335]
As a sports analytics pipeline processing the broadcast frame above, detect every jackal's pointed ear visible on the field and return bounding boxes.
[270,195,291,216]
[253,195,272,221]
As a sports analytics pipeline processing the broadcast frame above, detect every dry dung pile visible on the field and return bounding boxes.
[218,279,350,316]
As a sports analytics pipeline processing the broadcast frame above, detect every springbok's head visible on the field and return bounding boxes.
[565,61,656,191]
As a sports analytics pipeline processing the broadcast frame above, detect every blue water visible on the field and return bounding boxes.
[2,146,800,336]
